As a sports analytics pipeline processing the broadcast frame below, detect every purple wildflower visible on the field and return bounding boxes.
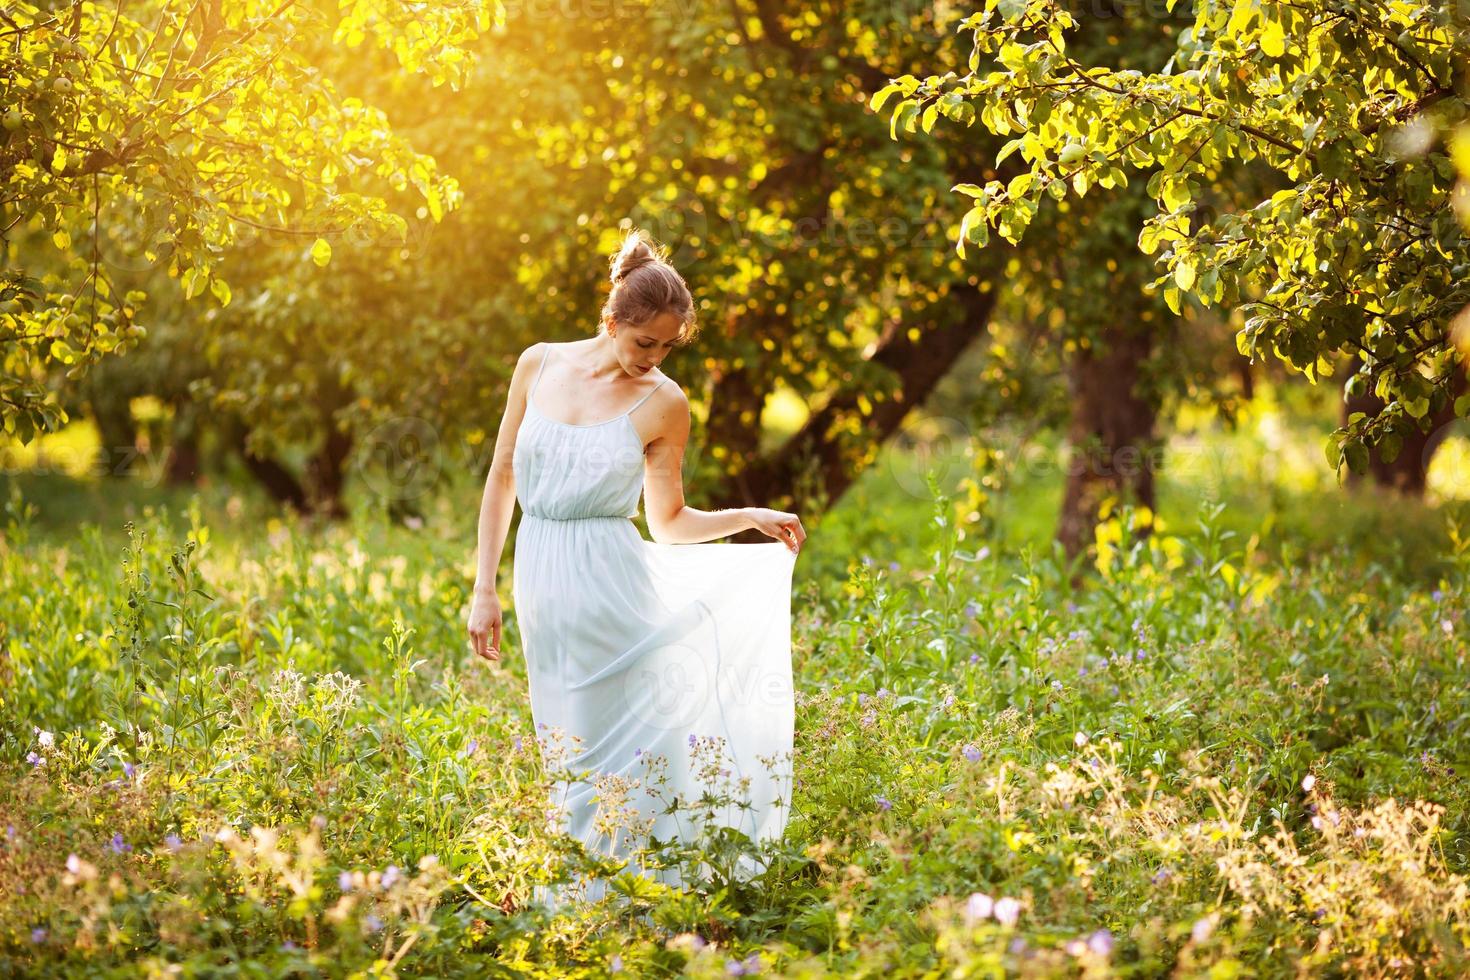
[1153,867,1172,884]
[165,834,183,852]
[365,914,384,933]
[964,600,980,617]
[1008,936,1027,954]
[512,736,522,752]
[381,865,401,890]
[1087,929,1113,956]
[339,871,354,892]
[726,952,762,975]
[122,761,135,778]
[610,954,623,972]
[109,832,131,854]
[969,653,980,664]
[1050,680,1063,691]
[26,752,43,768]
[941,694,955,710]
[888,561,900,571]
[688,733,697,747]
[875,794,892,811]
[281,941,299,952]
[31,928,47,943]
[962,744,981,763]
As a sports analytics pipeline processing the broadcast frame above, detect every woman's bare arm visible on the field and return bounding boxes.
[641,383,757,544]
[473,343,539,595]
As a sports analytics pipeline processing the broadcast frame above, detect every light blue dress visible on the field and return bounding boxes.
[511,343,797,909]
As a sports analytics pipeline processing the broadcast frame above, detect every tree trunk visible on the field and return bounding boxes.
[305,426,353,520]
[227,418,310,513]
[711,284,997,540]
[89,391,138,478]
[1054,326,1161,559]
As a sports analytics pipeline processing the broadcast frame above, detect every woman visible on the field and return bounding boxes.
[466,228,806,908]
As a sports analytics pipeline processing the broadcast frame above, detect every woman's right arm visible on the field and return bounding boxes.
[467,343,540,662]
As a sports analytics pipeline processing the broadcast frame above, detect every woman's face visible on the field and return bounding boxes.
[612,312,684,377]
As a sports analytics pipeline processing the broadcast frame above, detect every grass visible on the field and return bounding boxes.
[1,396,1468,976]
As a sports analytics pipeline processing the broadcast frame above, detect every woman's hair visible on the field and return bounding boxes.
[599,228,700,344]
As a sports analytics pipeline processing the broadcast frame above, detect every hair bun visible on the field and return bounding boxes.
[609,229,661,286]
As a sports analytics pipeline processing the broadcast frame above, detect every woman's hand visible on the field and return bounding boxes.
[467,589,503,663]
[746,507,806,556]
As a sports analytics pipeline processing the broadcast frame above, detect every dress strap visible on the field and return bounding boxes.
[626,376,668,414]
[530,344,551,398]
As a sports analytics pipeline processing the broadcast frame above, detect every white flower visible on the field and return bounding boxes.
[963,891,994,923]
[35,728,55,749]
[1191,913,1217,943]
[1073,731,1089,748]
[1301,773,1316,792]
[65,854,81,874]
[993,896,1022,926]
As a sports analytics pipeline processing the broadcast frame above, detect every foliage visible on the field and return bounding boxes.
[879,0,1470,474]
[0,0,497,441]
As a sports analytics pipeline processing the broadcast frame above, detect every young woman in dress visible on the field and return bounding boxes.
[465,228,806,906]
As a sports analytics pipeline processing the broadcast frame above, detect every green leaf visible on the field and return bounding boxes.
[1455,393,1470,418]
[1174,257,1197,291]
[1260,19,1286,58]
[210,277,232,308]
[1343,441,1369,475]
[310,238,333,267]
[869,84,902,113]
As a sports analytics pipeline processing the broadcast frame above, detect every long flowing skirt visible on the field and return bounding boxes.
[511,515,796,909]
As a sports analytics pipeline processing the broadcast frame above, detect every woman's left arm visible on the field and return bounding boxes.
[642,384,802,552]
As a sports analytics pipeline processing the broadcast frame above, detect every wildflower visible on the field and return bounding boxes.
[1134,650,1145,661]
[281,941,299,952]
[688,733,697,747]
[1008,936,1027,954]
[977,546,991,561]
[962,744,981,763]
[109,833,131,855]
[726,952,762,975]
[1078,665,1087,676]
[1152,867,1172,885]
[460,739,478,759]
[66,855,81,874]
[875,794,892,811]
[888,561,900,572]
[969,653,980,664]
[861,555,874,567]
[365,913,384,933]
[1050,680,1063,691]
[1191,914,1217,943]
[1431,589,1444,603]
[380,865,401,890]
[1301,773,1316,792]
[1087,930,1113,956]
[610,954,623,973]
[31,927,46,943]
[512,736,523,752]
[963,891,994,922]
[164,834,183,852]
[857,693,869,706]
[1443,619,1454,636]
[963,600,980,617]
[993,896,1021,926]
[1074,731,1089,748]
[941,693,955,710]
[26,752,44,768]
[876,686,890,699]
[339,871,354,892]
[35,729,55,750]
[634,748,642,757]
